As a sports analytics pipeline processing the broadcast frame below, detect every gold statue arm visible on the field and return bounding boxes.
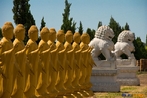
[2,44,17,55]
[14,61,23,77]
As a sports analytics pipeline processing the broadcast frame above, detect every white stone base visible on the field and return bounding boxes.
[90,67,120,92]
[117,66,140,86]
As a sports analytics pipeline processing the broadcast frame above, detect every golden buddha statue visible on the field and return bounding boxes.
[64,30,74,88]
[55,30,67,96]
[0,22,16,98]
[24,25,40,98]
[11,24,26,98]
[80,33,95,96]
[63,30,76,98]
[72,32,83,97]
[36,27,51,97]
[47,28,59,97]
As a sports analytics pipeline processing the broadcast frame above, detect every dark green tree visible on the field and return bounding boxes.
[40,17,46,31]
[109,17,122,43]
[146,34,147,46]
[133,37,147,59]
[97,21,102,29]
[0,28,2,39]
[121,27,125,31]
[61,0,76,34]
[124,22,130,30]
[78,21,83,35]
[12,0,36,44]
[86,28,95,41]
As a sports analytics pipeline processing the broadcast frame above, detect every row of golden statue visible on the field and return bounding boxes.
[0,22,95,98]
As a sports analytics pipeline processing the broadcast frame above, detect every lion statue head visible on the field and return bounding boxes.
[117,30,135,43]
[95,25,114,41]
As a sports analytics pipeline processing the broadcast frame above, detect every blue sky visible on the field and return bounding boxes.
[0,0,147,42]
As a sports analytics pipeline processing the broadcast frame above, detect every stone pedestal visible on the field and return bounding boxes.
[90,67,120,92]
[117,66,140,86]
[116,59,140,86]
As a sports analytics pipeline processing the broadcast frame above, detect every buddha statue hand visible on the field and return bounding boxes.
[26,61,34,75]
[13,43,19,51]
[15,62,23,77]
[42,68,46,74]
[67,60,72,70]
[0,56,3,66]
[88,46,93,52]
[75,60,80,69]
[58,60,64,71]
[23,44,30,52]
[0,67,6,79]
[41,62,46,74]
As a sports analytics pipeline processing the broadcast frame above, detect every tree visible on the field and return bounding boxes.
[40,17,46,31]
[133,37,147,59]
[97,21,102,29]
[124,22,130,30]
[78,21,83,35]
[109,17,122,44]
[61,0,76,34]
[86,28,95,41]
[12,0,36,44]
[146,34,147,46]
[0,28,2,39]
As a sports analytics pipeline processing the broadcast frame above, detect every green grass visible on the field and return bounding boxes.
[137,71,147,75]
[121,86,137,92]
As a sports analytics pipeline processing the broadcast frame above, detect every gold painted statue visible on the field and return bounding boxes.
[0,22,16,98]
[11,24,27,98]
[64,30,74,89]
[36,27,51,97]
[55,30,67,96]
[63,30,76,97]
[24,25,39,98]
[47,28,59,97]
[0,22,95,97]
[80,33,95,96]
[72,32,83,97]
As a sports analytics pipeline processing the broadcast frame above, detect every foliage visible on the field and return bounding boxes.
[12,0,36,44]
[61,0,76,34]
[40,17,46,31]
[97,21,102,29]
[86,28,95,41]
[146,34,147,46]
[109,17,122,44]
[78,21,83,35]
[133,37,147,60]
[124,22,130,30]
[0,28,2,39]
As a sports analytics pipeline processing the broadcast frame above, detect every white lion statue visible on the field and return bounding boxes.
[89,25,115,61]
[113,30,135,59]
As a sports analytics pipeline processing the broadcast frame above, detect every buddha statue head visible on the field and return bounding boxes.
[40,27,49,42]
[65,30,73,43]
[56,30,65,43]
[49,28,56,42]
[28,25,38,41]
[81,33,90,44]
[14,24,25,41]
[73,32,81,44]
[2,22,14,40]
